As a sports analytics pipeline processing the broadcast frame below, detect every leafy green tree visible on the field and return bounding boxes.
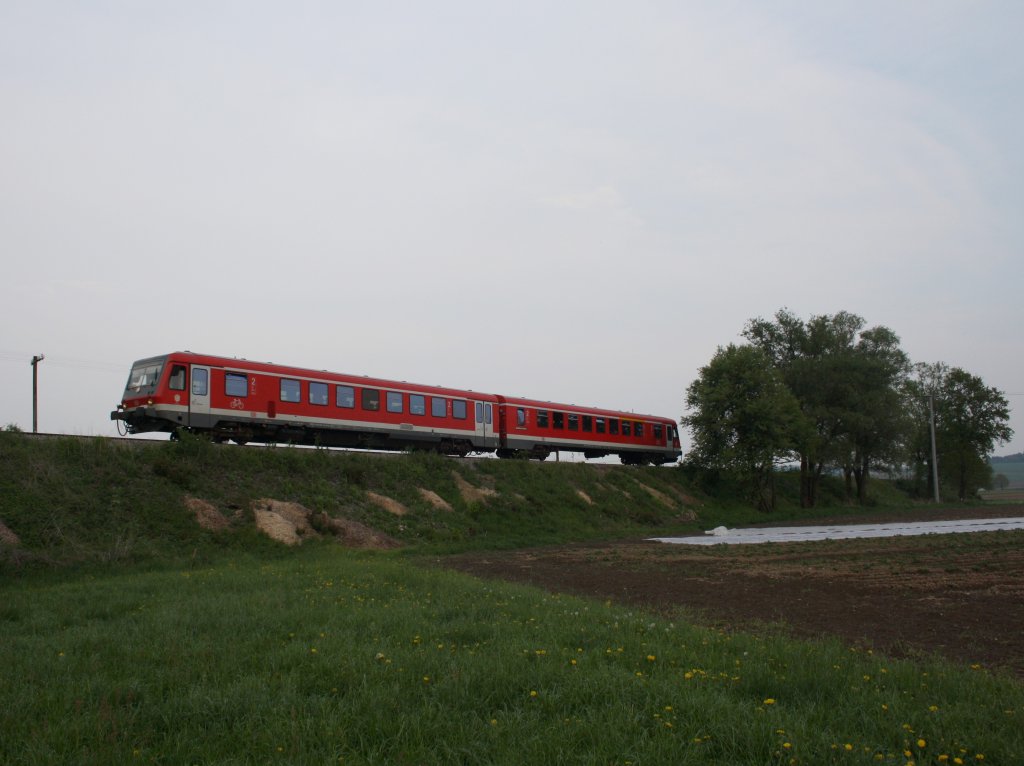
[841,326,911,503]
[937,367,1013,500]
[907,363,1013,500]
[682,344,807,512]
[743,309,909,507]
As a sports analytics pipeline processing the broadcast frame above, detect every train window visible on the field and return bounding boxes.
[553,412,564,429]
[280,379,301,403]
[168,365,186,391]
[386,392,403,413]
[475,402,483,423]
[582,415,592,432]
[226,373,248,398]
[516,408,526,427]
[537,410,549,428]
[362,389,380,411]
[431,397,446,418]
[595,417,605,434]
[410,394,426,416]
[127,362,163,394]
[568,414,579,431]
[310,382,328,406]
[635,422,644,438]
[654,424,664,440]
[192,368,208,397]
[486,403,492,425]
[609,419,619,435]
[336,385,355,408]
[453,400,467,420]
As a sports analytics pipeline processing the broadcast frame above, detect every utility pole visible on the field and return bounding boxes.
[31,354,44,433]
[928,394,940,503]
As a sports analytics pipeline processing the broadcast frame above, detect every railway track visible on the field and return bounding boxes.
[10,431,616,464]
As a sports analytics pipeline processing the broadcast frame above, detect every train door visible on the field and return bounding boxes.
[190,365,211,428]
[474,400,494,447]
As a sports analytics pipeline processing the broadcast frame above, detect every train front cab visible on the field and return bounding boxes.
[112,353,211,435]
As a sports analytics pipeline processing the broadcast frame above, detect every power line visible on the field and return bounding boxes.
[0,350,124,374]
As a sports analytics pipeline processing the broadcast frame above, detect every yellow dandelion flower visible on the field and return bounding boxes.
[845,744,854,752]
[530,690,538,698]
[647,655,656,662]
[764,698,776,706]
[918,739,927,749]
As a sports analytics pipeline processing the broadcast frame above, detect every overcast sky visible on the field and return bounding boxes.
[2,1,1022,457]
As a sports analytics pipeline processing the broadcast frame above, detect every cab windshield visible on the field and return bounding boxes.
[124,361,164,397]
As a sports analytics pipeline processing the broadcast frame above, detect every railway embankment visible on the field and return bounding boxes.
[0,429,935,572]
[0,431,713,572]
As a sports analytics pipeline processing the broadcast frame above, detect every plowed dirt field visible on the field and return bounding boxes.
[442,506,1024,676]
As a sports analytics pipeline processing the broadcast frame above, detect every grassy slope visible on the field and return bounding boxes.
[0,432,916,572]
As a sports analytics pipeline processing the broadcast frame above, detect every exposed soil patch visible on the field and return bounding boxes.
[247,498,400,549]
[453,471,498,504]
[442,505,1024,676]
[366,491,408,517]
[418,488,453,512]
[0,519,20,547]
[185,496,230,532]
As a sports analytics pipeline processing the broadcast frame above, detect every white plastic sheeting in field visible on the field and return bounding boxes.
[650,517,1024,546]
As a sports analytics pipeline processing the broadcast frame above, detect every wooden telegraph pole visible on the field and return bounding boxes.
[31,354,44,433]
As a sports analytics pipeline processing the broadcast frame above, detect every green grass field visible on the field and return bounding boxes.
[3,549,1020,765]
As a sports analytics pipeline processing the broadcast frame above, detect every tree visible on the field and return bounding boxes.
[906,364,1013,500]
[936,367,1013,500]
[743,309,909,507]
[682,344,807,512]
[841,326,911,504]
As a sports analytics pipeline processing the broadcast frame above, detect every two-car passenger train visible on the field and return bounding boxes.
[111,352,681,465]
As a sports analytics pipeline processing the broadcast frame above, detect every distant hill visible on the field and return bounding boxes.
[989,453,1024,488]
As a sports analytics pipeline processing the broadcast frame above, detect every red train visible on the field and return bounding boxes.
[111,352,681,465]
